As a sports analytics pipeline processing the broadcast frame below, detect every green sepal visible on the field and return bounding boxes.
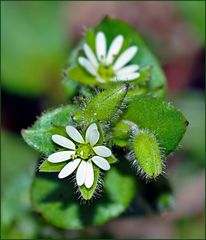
[79,165,100,200]
[107,155,118,164]
[39,159,67,172]
[67,65,97,86]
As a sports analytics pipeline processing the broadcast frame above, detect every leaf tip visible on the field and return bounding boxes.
[185,119,189,126]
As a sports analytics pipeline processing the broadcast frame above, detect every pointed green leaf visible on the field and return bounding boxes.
[22,105,75,155]
[32,105,75,130]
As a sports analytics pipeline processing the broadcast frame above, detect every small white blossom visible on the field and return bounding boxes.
[78,31,140,83]
[48,123,112,189]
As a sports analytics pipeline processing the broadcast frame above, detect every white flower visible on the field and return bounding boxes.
[78,31,140,83]
[48,123,112,189]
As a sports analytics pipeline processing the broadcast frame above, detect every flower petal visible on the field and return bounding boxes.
[84,162,94,188]
[66,125,84,143]
[106,35,124,64]
[52,135,76,150]
[86,129,100,146]
[48,151,75,163]
[112,72,140,82]
[85,123,98,139]
[58,159,81,179]
[113,46,138,71]
[83,43,98,68]
[76,160,87,186]
[96,32,106,62]
[92,156,110,171]
[116,64,139,76]
[93,146,112,157]
[78,57,97,76]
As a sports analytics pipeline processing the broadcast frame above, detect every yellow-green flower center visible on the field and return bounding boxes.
[97,63,115,82]
[76,143,94,160]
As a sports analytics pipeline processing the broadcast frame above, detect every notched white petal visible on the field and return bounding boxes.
[66,125,84,143]
[106,35,124,64]
[84,162,94,188]
[76,160,87,186]
[93,146,112,157]
[85,123,98,140]
[96,32,106,61]
[86,129,100,146]
[48,151,75,163]
[87,123,98,131]
[78,57,97,76]
[92,156,110,171]
[113,46,138,71]
[83,43,98,68]
[58,159,81,179]
[116,64,139,76]
[52,135,76,150]
[115,72,140,82]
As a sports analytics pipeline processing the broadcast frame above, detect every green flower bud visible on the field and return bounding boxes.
[84,84,128,124]
[132,130,162,179]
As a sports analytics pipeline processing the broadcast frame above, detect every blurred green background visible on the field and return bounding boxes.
[1,1,205,239]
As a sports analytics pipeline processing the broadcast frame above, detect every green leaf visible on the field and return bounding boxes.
[32,105,75,130]
[66,17,166,97]
[31,167,136,229]
[22,128,64,156]
[123,95,188,155]
[79,165,100,200]
[39,159,67,172]
[133,130,162,178]
[83,85,128,124]
[22,105,75,155]
[1,2,67,96]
